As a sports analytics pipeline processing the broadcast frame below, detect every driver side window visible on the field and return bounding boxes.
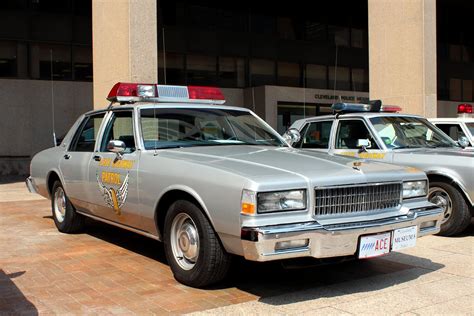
[100,111,136,153]
[335,120,379,149]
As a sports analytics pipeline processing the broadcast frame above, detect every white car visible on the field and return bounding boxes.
[430,104,474,147]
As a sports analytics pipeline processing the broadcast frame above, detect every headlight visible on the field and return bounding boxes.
[257,190,306,213]
[403,181,427,199]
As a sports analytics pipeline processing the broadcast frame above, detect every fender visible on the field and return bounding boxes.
[425,170,473,206]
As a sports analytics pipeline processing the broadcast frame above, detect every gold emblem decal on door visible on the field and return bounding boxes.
[97,172,129,215]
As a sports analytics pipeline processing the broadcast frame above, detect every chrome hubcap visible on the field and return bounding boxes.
[54,187,67,223]
[428,187,452,224]
[170,213,199,270]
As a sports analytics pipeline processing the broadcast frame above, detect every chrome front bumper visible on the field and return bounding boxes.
[241,206,443,262]
[25,176,38,194]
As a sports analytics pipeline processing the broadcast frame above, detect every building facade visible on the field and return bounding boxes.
[0,0,473,175]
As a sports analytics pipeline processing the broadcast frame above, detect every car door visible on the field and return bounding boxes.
[86,109,142,227]
[60,112,106,212]
[332,118,388,161]
[293,120,334,152]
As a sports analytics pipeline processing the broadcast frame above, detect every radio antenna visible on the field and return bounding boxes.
[303,66,306,118]
[50,49,57,146]
[333,44,338,102]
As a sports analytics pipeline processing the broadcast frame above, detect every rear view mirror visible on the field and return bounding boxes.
[107,140,126,159]
[458,136,470,148]
[357,139,371,148]
[283,128,301,146]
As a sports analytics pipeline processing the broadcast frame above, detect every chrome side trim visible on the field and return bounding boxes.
[25,177,38,194]
[76,211,161,241]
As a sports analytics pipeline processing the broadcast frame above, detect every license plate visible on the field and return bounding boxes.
[392,226,417,251]
[358,232,391,259]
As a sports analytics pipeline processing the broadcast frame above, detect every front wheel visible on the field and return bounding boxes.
[163,200,232,287]
[429,181,471,236]
[51,181,84,233]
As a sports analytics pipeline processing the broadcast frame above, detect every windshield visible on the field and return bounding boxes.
[466,123,474,135]
[369,116,458,149]
[140,107,286,149]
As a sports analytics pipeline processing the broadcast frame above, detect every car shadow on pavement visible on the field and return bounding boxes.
[81,217,445,303]
[0,270,38,315]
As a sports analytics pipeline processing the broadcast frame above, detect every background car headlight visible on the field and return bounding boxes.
[403,181,427,198]
[257,190,306,213]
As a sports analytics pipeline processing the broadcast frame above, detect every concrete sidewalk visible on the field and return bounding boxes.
[0,180,473,315]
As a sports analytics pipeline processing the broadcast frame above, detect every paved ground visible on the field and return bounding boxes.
[0,179,473,315]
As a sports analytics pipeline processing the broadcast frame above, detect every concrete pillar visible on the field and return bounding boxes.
[92,0,157,109]
[368,0,437,117]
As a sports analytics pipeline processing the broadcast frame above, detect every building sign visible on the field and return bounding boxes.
[314,94,369,104]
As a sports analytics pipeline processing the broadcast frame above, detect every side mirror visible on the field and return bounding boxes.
[283,128,301,146]
[107,140,126,158]
[458,136,470,148]
[357,139,371,152]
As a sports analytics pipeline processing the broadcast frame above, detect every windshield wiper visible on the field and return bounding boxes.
[392,145,421,150]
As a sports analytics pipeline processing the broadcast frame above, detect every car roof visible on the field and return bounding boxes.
[84,103,251,116]
[295,112,425,123]
[429,117,474,123]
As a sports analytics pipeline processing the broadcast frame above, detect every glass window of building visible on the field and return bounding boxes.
[186,55,217,86]
[0,41,17,77]
[328,66,350,91]
[449,78,462,101]
[463,80,473,101]
[277,103,317,134]
[218,57,245,88]
[31,14,72,42]
[277,18,296,40]
[306,64,326,89]
[351,28,365,48]
[217,9,247,32]
[250,14,275,35]
[250,59,275,86]
[352,68,369,92]
[30,43,72,80]
[278,62,300,87]
[188,5,216,30]
[159,52,185,85]
[328,25,350,47]
[73,46,92,81]
[449,44,462,62]
[462,46,472,62]
[304,21,326,42]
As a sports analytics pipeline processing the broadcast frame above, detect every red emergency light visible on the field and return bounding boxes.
[107,82,226,104]
[458,103,473,114]
[381,105,402,113]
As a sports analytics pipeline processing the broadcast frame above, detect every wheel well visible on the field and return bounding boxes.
[47,171,61,198]
[427,174,470,204]
[155,190,204,239]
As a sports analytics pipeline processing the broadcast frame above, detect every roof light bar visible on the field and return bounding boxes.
[331,102,371,113]
[381,105,402,113]
[458,103,473,114]
[107,82,226,104]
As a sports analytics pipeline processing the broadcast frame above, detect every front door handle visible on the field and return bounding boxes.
[64,154,71,160]
[93,155,101,162]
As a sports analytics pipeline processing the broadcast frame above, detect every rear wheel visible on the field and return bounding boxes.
[163,200,232,287]
[51,181,84,233]
[429,181,471,236]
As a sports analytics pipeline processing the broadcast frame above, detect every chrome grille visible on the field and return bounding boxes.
[314,182,402,216]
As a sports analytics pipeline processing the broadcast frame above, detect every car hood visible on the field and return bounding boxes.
[159,145,424,186]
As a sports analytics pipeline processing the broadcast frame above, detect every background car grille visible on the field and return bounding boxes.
[314,183,402,216]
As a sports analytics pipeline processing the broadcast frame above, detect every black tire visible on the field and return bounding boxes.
[51,181,85,233]
[163,200,232,288]
[429,181,471,236]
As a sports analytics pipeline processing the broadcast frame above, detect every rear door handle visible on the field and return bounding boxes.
[64,154,71,160]
[93,155,101,162]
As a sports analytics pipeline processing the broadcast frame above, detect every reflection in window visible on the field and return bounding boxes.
[351,29,365,48]
[278,62,300,87]
[159,52,184,85]
[218,57,245,88]
[352,68,369,92]
[449,44,462,62]
[251,14,275,34]
[305,22,326,42]
[449,78,462,101]
[277,17,296,40]
[328,25,349,46]
[329,66,350,91]
[73,46,92,81]
[306,64,326,89]
[30,43,71,80]
[186,55,216,86]
[250,59,275,86]
[0,41,17,77]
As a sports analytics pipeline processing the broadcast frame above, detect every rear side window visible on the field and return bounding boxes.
[295,121,333,149]
[69,113,105,152]
[434,123,466,140]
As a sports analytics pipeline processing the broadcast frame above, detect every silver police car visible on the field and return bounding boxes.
[26,84,442,287]
[287,102,474,237]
